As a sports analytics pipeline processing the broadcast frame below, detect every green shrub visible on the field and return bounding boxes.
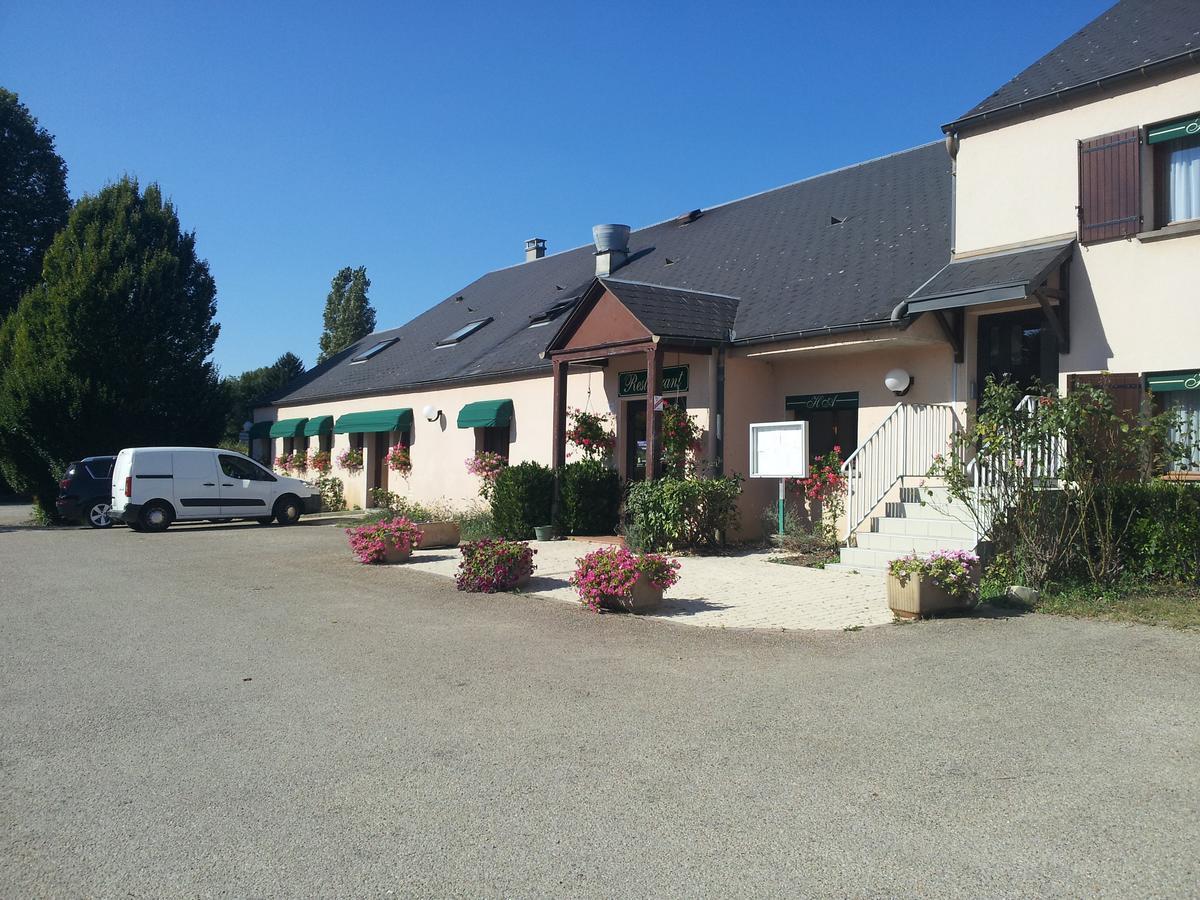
[490,461,555,540]
[558,460,620,535]
[623,475,742,552]
[1111,481,1200,582]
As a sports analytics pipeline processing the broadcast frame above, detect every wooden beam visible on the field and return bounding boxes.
[551,359,568,472]
[1034,290,1069,353]
[931,309,964,363]
[547,340,656,363]
[645,344,663,480]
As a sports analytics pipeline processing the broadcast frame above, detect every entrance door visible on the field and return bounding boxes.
[624,402,647,481]
[370,432,389,503]
[791,408,858,461]
[977,308,1059,397]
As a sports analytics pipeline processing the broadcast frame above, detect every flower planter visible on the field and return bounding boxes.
[534,525,558,541]
[611,573,665,614]
[379,539,413,564]
[887,564,979,619]
[416,521,460,550]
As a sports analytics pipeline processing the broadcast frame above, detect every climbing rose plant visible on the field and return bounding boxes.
[565,408,615,461]
[345,516,424,564]
[337,447,364,473]
[456,539,536,593]
[888,549,980,599]
[466,451,507,498]
[661,404,702,476]
[569,546,681,613]
[789,447,847,542]
[386,442,412,476]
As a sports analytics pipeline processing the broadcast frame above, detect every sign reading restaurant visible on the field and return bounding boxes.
[618,365,689,397]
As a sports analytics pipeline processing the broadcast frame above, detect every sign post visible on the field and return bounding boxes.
[748,421,810,538]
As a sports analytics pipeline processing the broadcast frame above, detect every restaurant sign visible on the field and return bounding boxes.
[1147,372,1200,392]
[618,365,689,397]
[785,391,859,411]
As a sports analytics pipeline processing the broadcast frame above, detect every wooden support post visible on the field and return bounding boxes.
[645,343,663,480]
[1034,291,1069,353]
[551,358,568,471]
[932,309,964,363]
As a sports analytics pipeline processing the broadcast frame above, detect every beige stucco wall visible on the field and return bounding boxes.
[953,70,1200,384]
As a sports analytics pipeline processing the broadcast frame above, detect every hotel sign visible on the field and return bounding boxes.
[618,365,689,397]
[785,391,859,411]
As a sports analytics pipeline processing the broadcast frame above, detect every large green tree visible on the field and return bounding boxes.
[0,88,71,319]
[0,177,225,509]
[317,265,376,363]
[221,351,305,441]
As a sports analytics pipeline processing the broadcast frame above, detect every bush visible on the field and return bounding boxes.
[345,517,423,564]
[558,460,621,536]
[490,461,554,540]
[570,546,680,612]
[456,539,536,593]
[1111,481,1200,582]
[316,473,344,511]
[623,475,742,552]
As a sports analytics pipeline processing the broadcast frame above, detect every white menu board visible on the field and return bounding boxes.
[749,421,809,478]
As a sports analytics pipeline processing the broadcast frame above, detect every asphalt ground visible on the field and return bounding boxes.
[1,521,1197,897]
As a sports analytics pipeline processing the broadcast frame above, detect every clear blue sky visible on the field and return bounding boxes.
[2,0,1109,375]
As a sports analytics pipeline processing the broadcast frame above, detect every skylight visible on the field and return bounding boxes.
[437,317,493,346]
[528,298,580,328]
[349,338,398,364]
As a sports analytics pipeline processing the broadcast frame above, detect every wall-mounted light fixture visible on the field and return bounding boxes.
[422,404,441,422]
[884,368,913,397]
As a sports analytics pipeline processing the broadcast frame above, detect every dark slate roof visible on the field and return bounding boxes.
[600,279,739,343]
[947,0,1200,131]
[272,142,951,404]
[905,240,1074,313]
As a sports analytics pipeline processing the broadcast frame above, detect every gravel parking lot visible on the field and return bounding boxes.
[2,521,1198,897]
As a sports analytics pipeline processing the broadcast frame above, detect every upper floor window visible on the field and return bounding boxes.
[350,338,398,364]
[437,318,492,346]
[1149,115,1200,227]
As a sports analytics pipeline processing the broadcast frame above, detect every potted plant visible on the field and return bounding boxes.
[386,442,412,477]
[290,451,308,475]
[345,516,425,564]
[570,546,681,614]
[534,524,558,541]
[465,451,507,499]
[274,453,293,474]
[565,408,616,461]
[309,450,332,474]
[886,549,980,619]
[456,539,536,593]
[337,446,364,474]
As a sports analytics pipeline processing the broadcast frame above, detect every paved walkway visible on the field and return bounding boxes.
[405,539,893,630]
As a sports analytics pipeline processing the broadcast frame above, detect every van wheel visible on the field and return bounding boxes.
[86,500,113,529]
[139,501,173,533]
[273,495,302,526]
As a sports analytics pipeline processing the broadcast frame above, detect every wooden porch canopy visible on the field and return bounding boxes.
[900,239,1075,363]
[542,277,739,479]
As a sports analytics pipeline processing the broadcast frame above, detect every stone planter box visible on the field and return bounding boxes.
[611,573,665,615]
[379,540,413,565]
[887,564,979,619]
[415,521,460,550]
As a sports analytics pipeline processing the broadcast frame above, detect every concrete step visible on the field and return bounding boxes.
[885,501,975,521]
[855,531,977,555]
[836,546,905,570]
[871,516,977,540]
[824,562,887,576]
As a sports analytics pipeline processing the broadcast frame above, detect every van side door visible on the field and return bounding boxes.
[218,454,276,518]
[171,450,223,519]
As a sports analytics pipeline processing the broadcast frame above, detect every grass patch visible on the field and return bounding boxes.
[984,579,1200,630]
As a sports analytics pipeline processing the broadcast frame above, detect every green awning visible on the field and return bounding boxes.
[269,417,308,438]
[248,421,273,440]
[457,399,514,429]
[1148,116,1200,144]
[303,415,333,437]
[333,408,413,434]
[1147,372,1200,392]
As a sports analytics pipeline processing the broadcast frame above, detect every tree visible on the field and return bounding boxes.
[0,88,71,319]
[221,351,305,441]
[0,177,225,511]
[317,266,376,363]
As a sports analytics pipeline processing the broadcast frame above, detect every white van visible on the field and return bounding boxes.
[110,447,322,532]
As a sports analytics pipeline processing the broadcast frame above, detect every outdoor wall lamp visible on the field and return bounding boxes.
[884,368,913,396]
[422,404,441,422]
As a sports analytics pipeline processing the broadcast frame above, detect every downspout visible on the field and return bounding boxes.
[946,131,960,407]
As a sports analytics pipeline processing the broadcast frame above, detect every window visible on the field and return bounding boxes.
[437,318,492,346]
[1150,116,1200,226]
[479,425,510,461]
[349,338,398,364]
[528,298,580,328]
[319,433,332,453]
[1161,391,1200,471]
[220,454,276,481]
[85,459,113,480]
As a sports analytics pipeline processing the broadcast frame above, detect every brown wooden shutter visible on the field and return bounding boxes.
[1077,128,1142,243]
[1068,372,1144,420]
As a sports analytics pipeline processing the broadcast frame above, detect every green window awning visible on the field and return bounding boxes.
[333,408,413,434]
[303,415,333,437]
[248,421,273,440]
[457,399,514,429]
[1147,372,1200,392]
[1148,116,1200,144]
[269,417,308,438]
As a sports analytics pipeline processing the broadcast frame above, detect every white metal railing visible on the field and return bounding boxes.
[840,402,960,540]
[970,395,1064,491]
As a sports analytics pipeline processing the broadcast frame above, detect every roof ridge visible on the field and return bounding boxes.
[600,277,741,301]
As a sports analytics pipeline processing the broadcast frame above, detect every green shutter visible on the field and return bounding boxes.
[269,417,308,438]
[332,408,413,434]
[302,415,333,437]
[456,399,514,429]
[1147,116,1200,144]
[1147,372,1200,392]
[248,421,273,440]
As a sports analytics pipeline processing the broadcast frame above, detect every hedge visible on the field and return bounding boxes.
[558,460,621,536]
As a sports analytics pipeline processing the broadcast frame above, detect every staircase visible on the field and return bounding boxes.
[827,486,978,574]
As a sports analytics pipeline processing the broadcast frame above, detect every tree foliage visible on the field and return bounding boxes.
[221,351,305,440]
[0,178,224,508]
[317,266,376,363]
[0,88,71,318]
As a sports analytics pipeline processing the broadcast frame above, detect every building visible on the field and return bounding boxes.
[257,0,1199,558]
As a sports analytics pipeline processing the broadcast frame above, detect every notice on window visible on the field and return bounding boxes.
[749,421,810,478]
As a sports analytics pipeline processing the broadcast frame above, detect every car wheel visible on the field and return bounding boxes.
[139,501,173,533]
[128,521,145,533]
[272,495,301,526]
[255,516,274,525]
[86,500,114,529]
